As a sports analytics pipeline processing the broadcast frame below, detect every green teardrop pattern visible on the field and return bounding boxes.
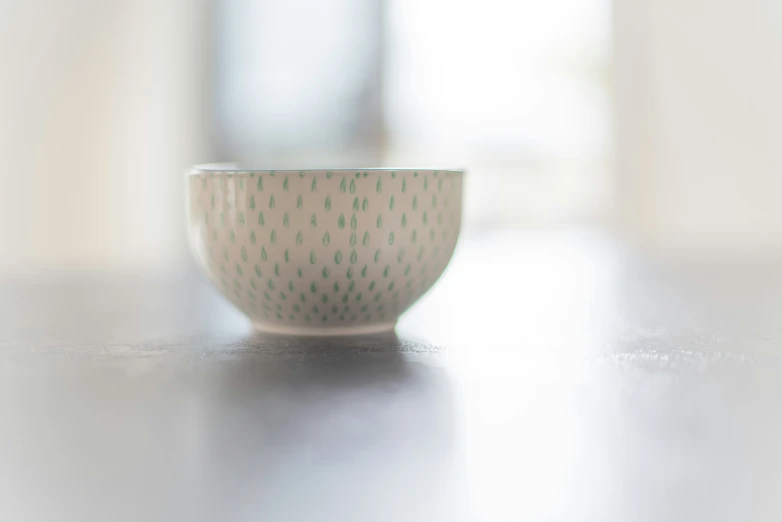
[189,170,460,328]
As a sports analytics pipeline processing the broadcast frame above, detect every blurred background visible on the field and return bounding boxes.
[0,0,780,274]
[5,5,782,521]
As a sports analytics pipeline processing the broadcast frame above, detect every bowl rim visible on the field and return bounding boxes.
[188,163,466,176]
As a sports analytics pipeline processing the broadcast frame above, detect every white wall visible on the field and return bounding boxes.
[0,1,211,274]
[615,0,782,257]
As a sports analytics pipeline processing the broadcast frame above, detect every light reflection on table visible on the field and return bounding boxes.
[2,228,782,522]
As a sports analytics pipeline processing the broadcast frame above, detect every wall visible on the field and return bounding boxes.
[616,0,782,257]
[0,1,211,273]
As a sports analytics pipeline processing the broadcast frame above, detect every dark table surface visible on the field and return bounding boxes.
[2,228,782,522]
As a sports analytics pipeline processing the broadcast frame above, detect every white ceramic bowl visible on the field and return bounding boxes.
[186,166,463,335]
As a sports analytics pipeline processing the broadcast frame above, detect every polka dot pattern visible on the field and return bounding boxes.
[187,169,463,333]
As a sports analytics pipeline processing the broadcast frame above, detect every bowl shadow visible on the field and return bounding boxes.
[188,330,469,522]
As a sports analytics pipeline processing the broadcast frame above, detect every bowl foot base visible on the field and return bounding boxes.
[251,321,397,337]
